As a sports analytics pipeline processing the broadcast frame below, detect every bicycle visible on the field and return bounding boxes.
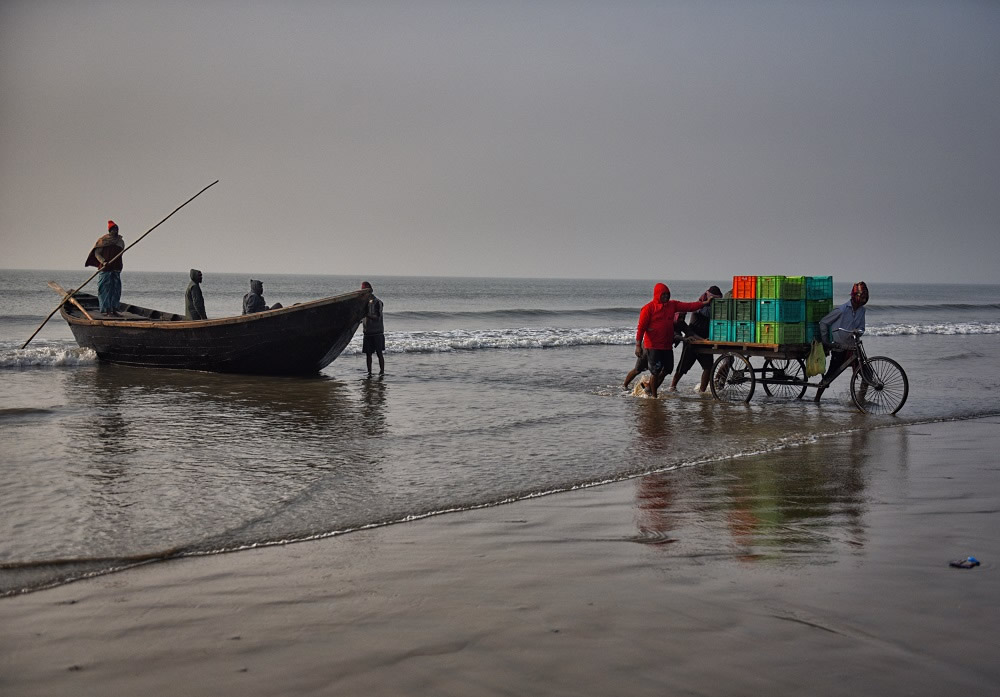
[698,328,909,415]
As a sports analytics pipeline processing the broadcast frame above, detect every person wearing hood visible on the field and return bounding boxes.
[814,281,869,400]
[242,279,282,315]
[624,283,711,398]
[184,269,208,320]
[84,220,126,316]
[360,281,385,375]
[669,284,724,393]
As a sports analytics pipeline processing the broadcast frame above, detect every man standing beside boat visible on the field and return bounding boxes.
[84,220,125,317]
[185,269,208,320]
[361,281,385,375]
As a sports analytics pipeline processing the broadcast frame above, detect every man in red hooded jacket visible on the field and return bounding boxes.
[624,283,710,398]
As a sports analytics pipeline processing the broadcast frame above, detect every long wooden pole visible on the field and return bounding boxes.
[21,180,220,349]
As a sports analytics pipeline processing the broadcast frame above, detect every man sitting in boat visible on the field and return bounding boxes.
[84,220,125,316]
[242,279,282,314]
[185,269,208,320]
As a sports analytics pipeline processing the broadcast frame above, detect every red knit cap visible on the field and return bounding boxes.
[108,220,118,231]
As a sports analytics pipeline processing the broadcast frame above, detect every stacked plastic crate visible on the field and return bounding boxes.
[710,276,758,342]
[756,276,805,344]
[804,276,834,343]
[710,275,833,345]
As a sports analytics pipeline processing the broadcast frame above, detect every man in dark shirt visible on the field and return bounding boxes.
[361,281,385,375]
[185,269,208,320]
[242,279,281,314]
[669,285,723,393]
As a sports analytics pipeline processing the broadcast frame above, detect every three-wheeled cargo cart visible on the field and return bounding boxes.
[686,330,909,415]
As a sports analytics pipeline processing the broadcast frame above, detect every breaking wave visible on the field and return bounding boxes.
[0,346,98,368]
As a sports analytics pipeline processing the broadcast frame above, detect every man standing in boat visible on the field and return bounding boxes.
[185,269,208,320]
[361,281,385,375]
[85,220,125,317]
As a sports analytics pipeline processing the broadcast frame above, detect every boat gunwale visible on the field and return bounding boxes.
[60,288,370,331]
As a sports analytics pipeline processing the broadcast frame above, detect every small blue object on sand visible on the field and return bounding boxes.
[949,556,980,569]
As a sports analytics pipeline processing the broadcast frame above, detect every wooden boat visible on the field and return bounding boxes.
[53,283,370,375]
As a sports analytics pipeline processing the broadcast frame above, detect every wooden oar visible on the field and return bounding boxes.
[21,180,219,349]
[46,281,94,320]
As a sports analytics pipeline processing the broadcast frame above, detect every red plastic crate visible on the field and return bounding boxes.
[732,276,756,299]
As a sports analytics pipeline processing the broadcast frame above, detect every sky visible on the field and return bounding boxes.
[1,1,998,283]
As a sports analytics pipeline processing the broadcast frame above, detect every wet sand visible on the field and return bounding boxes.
[2,418,998,696]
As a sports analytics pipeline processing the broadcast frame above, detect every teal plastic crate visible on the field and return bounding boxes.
[805,276,834,300]
[779,276,805,300]
[733,321,755,343]
[757,299,805,323]
[710,297,731,321]
[710,320,733,342]
[805,299,833,323]
[805,322,823,344]
[733,299,756,322]
[757,275,784,299]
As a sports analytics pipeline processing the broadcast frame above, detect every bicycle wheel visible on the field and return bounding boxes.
[851,356,908,415]
[761,358,808,399]
[710,352,755,403]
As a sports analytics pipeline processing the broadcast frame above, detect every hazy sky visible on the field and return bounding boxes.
[2,1,998,282]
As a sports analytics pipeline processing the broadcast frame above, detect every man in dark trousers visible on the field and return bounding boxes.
[185,269,208,320]
[669,285,723,393]
[361,281,385,375]
[624,283,710,398]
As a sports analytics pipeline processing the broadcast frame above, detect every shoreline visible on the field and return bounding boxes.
[3,417,999,696]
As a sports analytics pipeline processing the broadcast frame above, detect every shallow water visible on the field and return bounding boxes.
[1,270,999,593]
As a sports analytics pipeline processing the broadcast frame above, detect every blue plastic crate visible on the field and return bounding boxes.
[805,322,823,344]
[710,320,733,342]
[733,321,755,343]
[805,276,834,300]
[757,299,805,323]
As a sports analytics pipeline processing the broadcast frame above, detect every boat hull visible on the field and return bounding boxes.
[61,290,369,375]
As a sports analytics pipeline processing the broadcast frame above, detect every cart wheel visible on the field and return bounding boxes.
[761,358,808,399]
[710,352,755,403]
[851,356,908,415]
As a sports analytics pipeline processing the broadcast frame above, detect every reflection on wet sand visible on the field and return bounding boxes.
[49,364,389,558]
[632,426,873,564]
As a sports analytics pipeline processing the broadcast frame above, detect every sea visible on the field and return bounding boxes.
[2,269,999,595]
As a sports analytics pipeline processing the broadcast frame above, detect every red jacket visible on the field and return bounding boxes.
[636,283,705,350]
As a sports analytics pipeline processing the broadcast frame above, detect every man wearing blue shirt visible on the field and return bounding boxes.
[814,281,869,399]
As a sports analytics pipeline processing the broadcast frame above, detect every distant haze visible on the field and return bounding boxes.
[2,1,998,283]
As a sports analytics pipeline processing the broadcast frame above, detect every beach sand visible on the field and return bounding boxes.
[2,418,998,696]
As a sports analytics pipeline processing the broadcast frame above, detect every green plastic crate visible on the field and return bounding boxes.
[710,320,733,342]
[805,299,833,323]
[733,299,756,322]
[780,276,805,300]
[757,321,778,344]
[710,297,731,321]
[776,322,806,344]
[757,275,784,299]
